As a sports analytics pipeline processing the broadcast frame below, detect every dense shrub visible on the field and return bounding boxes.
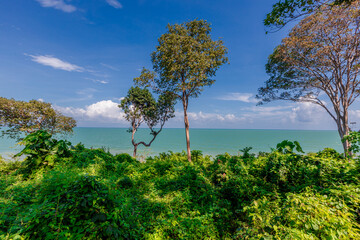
[15,130,72,178]
[1,132,360,239]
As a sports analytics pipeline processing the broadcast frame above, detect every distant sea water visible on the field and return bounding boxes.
[0,128,343,159]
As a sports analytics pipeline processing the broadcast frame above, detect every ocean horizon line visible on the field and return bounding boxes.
[73,127,338,131]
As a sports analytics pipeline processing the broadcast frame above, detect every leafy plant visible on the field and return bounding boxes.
[240,147,255,158]
[15,130,72,177]
[1,135,360,239]
[191,150,203,162]
[276,140,304,154]
[342,131,360,155]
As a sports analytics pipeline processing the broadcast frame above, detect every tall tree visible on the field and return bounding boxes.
[257,2,360,154]
[119,86,175,157]
[135,19,228,162]
[264,0,355,32]
[0,98,76,140]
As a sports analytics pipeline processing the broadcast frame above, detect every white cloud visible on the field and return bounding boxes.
[85,77,109,84]
[36,0,76,13]
[240,105,293,118]
[76,88,97,100]
[96,80,108,84]
[56,100,126,123]
[237,103,336,129]
[54,100,347,129]
[27,54,84,72]
[106,0,123,9]
[290,102,326,123]
[218,93,258,103]
[187,111,239,122]
[100,63,120,71]
[171,111,243,124]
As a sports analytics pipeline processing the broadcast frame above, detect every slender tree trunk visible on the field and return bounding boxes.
[182,94,191,162]
[133,145,137,158]
[131,121,137,158]
[342,110,351,156]
[335,112,351,156]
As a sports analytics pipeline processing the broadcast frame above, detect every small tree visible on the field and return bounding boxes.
[257,2,360,154]
[0,97,76,140]
[119,86,175,157]
[135,19,228,162]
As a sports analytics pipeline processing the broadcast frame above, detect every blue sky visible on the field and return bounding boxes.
[1,0,359,129]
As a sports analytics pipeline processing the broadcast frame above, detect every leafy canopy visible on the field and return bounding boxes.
[343,131,360,154]
[119,86,175,135]
[264,0,355,31]
[0,97,76,140]
[257,1,360,135]
[135,19,228,100]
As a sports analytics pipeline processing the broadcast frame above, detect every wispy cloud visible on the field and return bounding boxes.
[106,0,123,9]
[218,93,258,103]
[100,63,120,71]
[36,0,76,13]
[27,54,84,72]
[171,111,243,123]
[77,88,98,99]
[85,77,109,84]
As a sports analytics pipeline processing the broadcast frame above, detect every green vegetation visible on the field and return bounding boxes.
[258,1,360,154]
[119,86,175,157]
[264,0,355,31]
[0,97,76,140]
[1,131,360,239]
[135,19,228,162]
[343,131,360,155]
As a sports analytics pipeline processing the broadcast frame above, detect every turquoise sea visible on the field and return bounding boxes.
[0,128,344,159]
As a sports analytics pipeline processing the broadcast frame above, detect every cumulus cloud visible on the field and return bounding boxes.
[27,54,84,72]
[289,102,326,123]
[54,99,348,129]
[55,100,126,123]
[106,0,123,9]
[218,93,257,103]
[36,0,76,13]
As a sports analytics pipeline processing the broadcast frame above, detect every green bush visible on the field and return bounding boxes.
[1,136,360,239]
[15,130,72,178]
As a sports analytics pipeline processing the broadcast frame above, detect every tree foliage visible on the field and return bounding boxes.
[15,130,72,178]
[343,131,360,154]
[119,86,175,157]
[1,136,360,239]
[258,2,360,153]
[276,140,304,154]
[264,0,356,31]
[0,97,76,140]
[135,19,228,161]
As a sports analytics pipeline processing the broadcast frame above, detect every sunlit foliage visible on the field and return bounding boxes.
[1,131,359,239]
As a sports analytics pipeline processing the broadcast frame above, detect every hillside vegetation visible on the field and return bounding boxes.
[1,131,359,239]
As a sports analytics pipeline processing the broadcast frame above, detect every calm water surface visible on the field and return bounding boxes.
[0,128,343,159]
